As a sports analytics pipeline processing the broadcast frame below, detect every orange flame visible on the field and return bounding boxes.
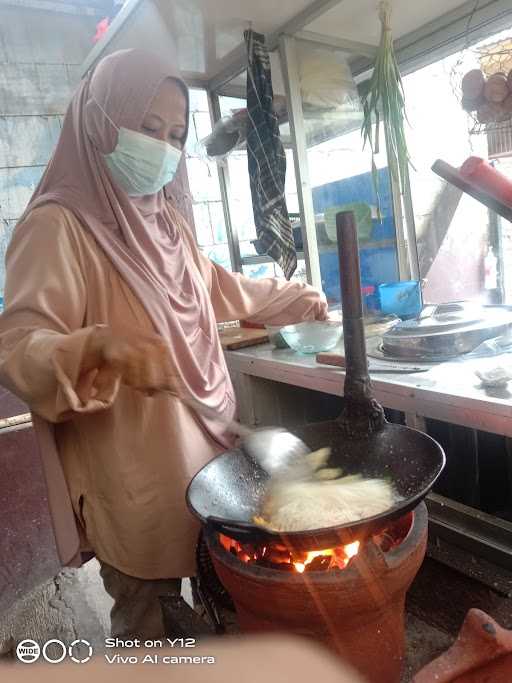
[292,541,360,572]
[219,513,414,573]
[219,534,361,573]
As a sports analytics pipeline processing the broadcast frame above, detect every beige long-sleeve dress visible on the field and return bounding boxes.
[0,203,326,579]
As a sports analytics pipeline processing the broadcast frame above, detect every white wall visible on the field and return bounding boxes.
[0,5,98,296]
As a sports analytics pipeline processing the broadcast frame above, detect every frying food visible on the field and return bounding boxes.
[253,448,396,532]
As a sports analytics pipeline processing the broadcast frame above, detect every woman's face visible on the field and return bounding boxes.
[140,79,187,149]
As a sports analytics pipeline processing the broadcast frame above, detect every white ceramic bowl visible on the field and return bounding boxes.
[279,320,343,354]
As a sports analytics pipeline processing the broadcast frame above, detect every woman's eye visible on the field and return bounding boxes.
[142,125,158,133]
[169,134,183,148]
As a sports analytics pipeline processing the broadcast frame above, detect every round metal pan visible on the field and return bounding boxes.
[186,422,445,550]
[380,303,512,360]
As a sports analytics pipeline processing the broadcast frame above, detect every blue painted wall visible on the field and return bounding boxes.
[312,167,399,304]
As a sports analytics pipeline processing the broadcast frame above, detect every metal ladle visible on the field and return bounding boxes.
[173,393,311,478]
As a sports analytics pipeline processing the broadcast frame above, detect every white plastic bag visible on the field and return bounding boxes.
[298,45,361,114]
[200,111,247,162]
[199,96,288,162]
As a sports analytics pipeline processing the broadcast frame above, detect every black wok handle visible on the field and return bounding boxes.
[336,211,371,402]
[336,212,385,433]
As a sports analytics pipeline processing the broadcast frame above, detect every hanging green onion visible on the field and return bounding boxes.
[361,1,413,217]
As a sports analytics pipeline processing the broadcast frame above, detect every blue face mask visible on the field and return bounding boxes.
[94,98,183,196]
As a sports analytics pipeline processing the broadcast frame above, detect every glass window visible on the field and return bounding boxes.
[493,156,512,304]
[403,27,512,305]
[307,121,397,307]
[242,259,307,283]
[220,45,399,302]
[288,40,399,308]
[185,88,231,270]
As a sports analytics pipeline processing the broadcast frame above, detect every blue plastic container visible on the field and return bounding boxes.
[378,281,422,320]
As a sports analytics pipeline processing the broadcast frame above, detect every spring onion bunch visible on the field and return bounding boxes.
[361,1,412,216]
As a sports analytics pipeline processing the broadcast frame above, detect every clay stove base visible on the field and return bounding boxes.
[414,608,512,682]
[206,503,428,683]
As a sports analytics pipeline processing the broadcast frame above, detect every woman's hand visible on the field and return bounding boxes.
[315,298,329,320]
[77,326,180,403]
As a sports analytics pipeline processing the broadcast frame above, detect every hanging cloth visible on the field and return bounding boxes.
[244,29,297,279]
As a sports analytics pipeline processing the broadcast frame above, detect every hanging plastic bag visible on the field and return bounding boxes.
[199,96,288,162]
[465,328,512,358]
[200,110,248,162]
[298,44,362,117]
[296,44,363,146]
[199,45,363,160]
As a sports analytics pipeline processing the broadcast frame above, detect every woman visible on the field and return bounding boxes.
[0,49,327,638]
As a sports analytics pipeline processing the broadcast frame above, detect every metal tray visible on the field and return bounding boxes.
[380,303,512,360]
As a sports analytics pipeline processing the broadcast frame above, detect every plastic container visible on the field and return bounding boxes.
[324,203,373,243]
[378,281,422,320]
[361,285,376,315]
[279,320,343,354]
[484,246,498,290]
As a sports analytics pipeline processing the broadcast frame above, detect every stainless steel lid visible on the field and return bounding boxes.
[381,303,512,360]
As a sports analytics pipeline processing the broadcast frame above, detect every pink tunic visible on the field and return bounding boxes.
[0,202,326,578]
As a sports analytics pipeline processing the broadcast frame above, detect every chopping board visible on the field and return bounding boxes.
[219,327,269,350]
[316,352,428,374]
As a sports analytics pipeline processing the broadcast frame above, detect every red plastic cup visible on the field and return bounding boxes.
[460,156,512,207]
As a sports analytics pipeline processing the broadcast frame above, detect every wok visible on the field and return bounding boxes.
[187,212,445,550]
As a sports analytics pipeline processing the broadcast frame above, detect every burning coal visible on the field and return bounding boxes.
[219,513,411,573]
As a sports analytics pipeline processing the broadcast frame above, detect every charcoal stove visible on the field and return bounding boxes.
[202,502,428,683]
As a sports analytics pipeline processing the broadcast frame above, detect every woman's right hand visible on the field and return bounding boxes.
[77,326,180,403]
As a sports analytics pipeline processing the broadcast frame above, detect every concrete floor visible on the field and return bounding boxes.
[402,614,452,681]
[0,559,195,658]
[0,559,451,680]
[0,560,111,657]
